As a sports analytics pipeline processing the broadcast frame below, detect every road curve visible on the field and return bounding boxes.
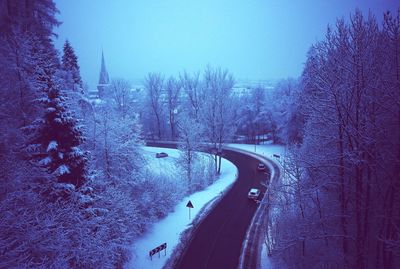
[175,149,269,269]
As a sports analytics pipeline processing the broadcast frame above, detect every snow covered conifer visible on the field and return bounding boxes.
[62,40,83,89]
[27,77,88,187]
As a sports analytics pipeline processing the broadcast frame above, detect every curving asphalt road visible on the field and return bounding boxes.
[175,149,270,269]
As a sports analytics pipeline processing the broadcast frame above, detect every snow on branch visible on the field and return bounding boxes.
[54,164,70,176]
[70,147,84,158]
[39,156,52,166]
[47,141,58,152]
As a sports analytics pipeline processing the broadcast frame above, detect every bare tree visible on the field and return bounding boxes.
[109,78,132,118]
[144,73,164,139]
[180,71,202,120]
[166,76,181,139]
[200,66,235,174]
[177,113,204,193]
[269,9,400,269]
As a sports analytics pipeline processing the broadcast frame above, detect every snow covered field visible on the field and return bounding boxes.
[141,146,182,174]
[126,146,238,269]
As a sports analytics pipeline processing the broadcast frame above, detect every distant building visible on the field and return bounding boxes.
[87,88,99,100]
[97,50,110,99]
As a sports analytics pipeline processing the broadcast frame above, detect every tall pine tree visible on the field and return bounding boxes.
[62,39,83,90]
[26,74,88,188]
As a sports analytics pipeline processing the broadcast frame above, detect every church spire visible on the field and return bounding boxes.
[98,50,109,84]
[97,50,110,98]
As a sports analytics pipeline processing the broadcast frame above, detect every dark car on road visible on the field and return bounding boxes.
[156,152,168,158]
[257,163,266,171]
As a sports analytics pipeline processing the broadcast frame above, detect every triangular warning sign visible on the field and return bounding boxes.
[186,200,194,208]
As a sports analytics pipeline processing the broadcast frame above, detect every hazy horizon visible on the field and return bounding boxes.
[53,0,399,89]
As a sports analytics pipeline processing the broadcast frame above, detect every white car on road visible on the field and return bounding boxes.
[248,188,261,200]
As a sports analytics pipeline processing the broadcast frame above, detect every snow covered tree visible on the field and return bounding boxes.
[236,86,270,144]
[0,1,159,267]
[94,103,142,180]
[269,9,400,269]
[62,39,83,90]
[200,66,236,174]
[379,9,400,267]
[263,78,302,144]
[177,113,204,193]
[26,77,88,188]
[91,80,143,180]
[60,40,91,150]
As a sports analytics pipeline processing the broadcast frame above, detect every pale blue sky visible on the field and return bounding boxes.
[53,0,399,89]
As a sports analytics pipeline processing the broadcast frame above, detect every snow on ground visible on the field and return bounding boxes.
[227,143,286,166]
[260,241,273,269]
[141,146,181,178]
[126,147,238,269]
[227,143,287,269]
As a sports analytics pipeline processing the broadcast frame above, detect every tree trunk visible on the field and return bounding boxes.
[217,154,222,175]
[188,149,192,193]
[155,112,161,139]
[363,163,371,266]
[338,124,348,264]
[213,153,218,174]
[170,110,175,140]
[383,186,394,269]
[103,117,111,178]
[355,166,364,269]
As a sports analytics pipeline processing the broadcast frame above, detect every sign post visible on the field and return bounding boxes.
[186,200,194,220]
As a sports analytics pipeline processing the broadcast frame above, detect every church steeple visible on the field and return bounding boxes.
[97,50,110,98]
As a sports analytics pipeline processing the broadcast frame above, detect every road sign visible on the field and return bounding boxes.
[186,200,194,208]
[149,243,167,260]
[186,200,194,220]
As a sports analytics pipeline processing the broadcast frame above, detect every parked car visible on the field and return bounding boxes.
[156,152,168,158]
[257,163,266,171]
[248,188,261,200]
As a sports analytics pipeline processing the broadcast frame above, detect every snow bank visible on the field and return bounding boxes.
[226,143,286,166]
[126,147,238,269]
